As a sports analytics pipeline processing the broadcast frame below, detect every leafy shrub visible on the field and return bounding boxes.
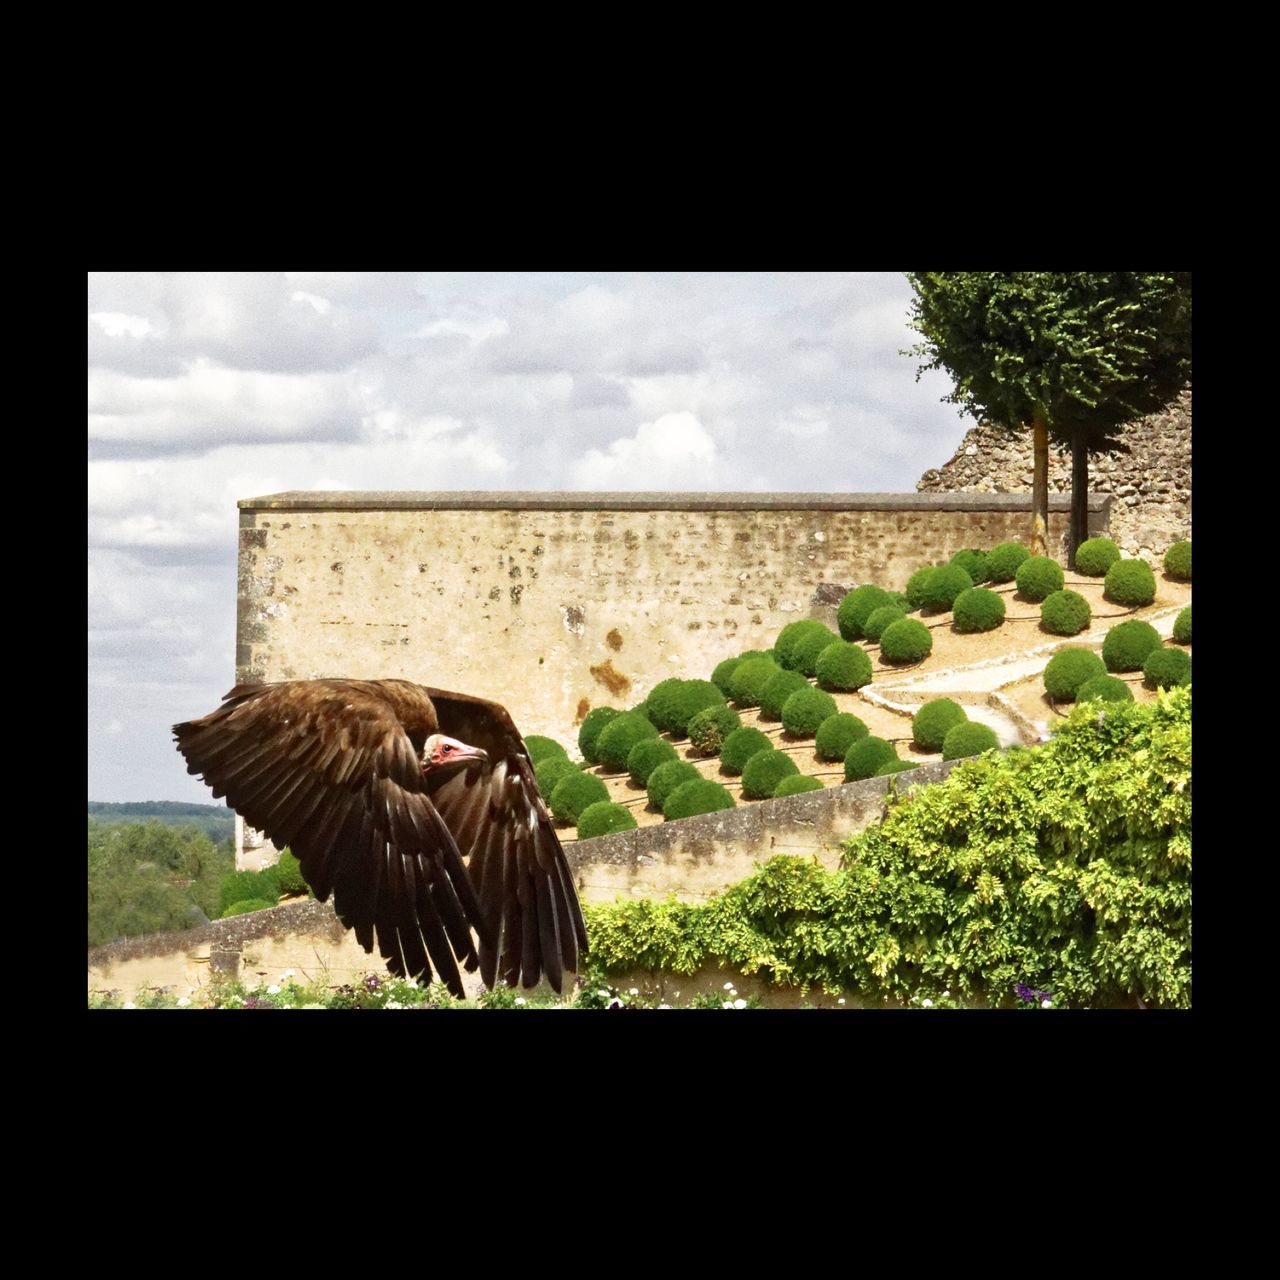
[626,738,679,787]
[578,707,622,764]
[1143,647,1191,689]
[1040,589,1092,636]
[905,566,940,609]
[942,721,1000,760]
[523,735,567,765]
[912,698,968,751]
[844,736,898,780]
[1043,648,1106,702]
[816,713,869,761]
[711,656,744,697]
[536,756,581,798]
[921,564,974,611]
[952,587,1006,633]
[1077,675,1134,704]
[729,657,782,708]
[759,669,811,720]
[1105,558,1157,607]
[775,620,831,671]
[741,750,800,799]
[663,779,736,820]
[790,624,841,677]
[646,678,726,737]
[221,898,276,919]
[576,802,639,840]
[647,760,702,811]
[862,605,906,644]
[1163,540,1192,581]
[687,704,742,756]
[1101,620,1162,673]
[1016,556,1065,602]
[781,688,839,737]
[1074,537,1121,576]
[814,641,874,691]
[219,870,280,916]
[879,618,933,663]
[1172,606,1191,645]
[549,771,610,824]
[986,541,1031,583]
[270,849,308,896]
[774,775,824,797]
[949,548,989,583]
[875,759,919,776]
[595,712,660,772]
[837,585,897,641]
[720,727,774,774]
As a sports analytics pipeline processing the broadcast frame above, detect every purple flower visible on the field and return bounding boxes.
[363,975,382,991]
[1015,982,1052,1003]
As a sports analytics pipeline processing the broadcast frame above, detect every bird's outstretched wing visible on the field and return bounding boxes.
[173,680,490,998]
[422,688,588,993]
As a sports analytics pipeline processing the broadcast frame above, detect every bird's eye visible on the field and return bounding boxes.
[442,743,453,754]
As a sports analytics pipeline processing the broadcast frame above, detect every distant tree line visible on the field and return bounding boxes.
[88,801,235,843]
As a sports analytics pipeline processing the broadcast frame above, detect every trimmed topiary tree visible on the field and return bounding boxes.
[921,564,973,611]
[905,566,940,609]
[729,657,782,708]
[1077,674,1134,704]
[1172,606,1191,645]
[1163,540,1192,581]
[986,541,1030,583]
[815,713,869,761]
[663,778,736,820]
[1040,589,1092,636]
[1043,648,1106,702]
[879,618,933,663]
[781,687,839,737]
[1104,558,1157,607]
[759,669,812,720]
[942,721,1000,760]
[1016,556,1065,602]
[912,698,967,751]
[269,849,308,896]
[687,704,742,756]
[741,749,800,799]
[626,737,679,788]
[646,678,726,737]
[647,760,702,812]
[576,801,639,839]
[862,605,907,644]
[594,712,660,773]
[952,587,1006,633]
[711,656,744,697]
[949,548,989,584]
[1143,646,1191,689]
[1101,619,1162,673]
[837,585,897,641]
[536,755,581,798]
[549,770,610,824]
[1074,537,1121,577]
[523,735,567,765]
[875,759,920,776]
[773,774,824,797]
[844,736,898,780]
[814,641,874,691]
[791,624,841,677]
[219,870,280,916]
[578,707,622,765]
[720,726,774,775]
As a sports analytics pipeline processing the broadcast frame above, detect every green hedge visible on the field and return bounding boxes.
[219,871,280,916]
[815,713,869,762]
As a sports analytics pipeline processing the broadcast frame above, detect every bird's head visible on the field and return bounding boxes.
[421,733,489,778]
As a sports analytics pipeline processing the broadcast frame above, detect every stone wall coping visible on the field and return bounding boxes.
[239,490,1110,514]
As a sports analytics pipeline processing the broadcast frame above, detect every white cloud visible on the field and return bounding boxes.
[571,411,720,489]
[290,290,332,315]
[90,311,156,339]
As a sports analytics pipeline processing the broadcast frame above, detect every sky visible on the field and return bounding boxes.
[87,270,975,803]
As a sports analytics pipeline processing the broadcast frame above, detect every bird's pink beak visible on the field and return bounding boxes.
[422,734,489,777]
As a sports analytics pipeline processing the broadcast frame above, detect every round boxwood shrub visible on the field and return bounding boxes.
[1105,558,1157,607]
[1043,648,1106,702]
[221,898,277,919]
[879,618,933,663]
[1143,646,1191,689]
[912,698,967,752]
[1172,606,1191,645]
[647,678,726,737]
[687,704,742,756]
[781,687,839,737]
[942,721,1000,761]
[219,870,280,915]
[1074,537,1121,576]
[576,801,638,839]
[594,712,659,773]
[268,850,308,896]
[1077,674,1134,704]
[844,736,898,780]
[862,605,906,644]
[1016,556,1065,602]
[1040,589,1092,636]
[536,756,581,798]
[523,735,567,765]
[837,585,897,641]
[986,541,1030,583]
[729,656,782,708]
[741,749,800,799]
[791,623,841,677]
[663,778,736,820]
[773,774,824,797]
[578,707,622,765]
[816,713,869,761]
[720,726,774,775]
[814,640,874,691]
[952,587,1006,633]
[921,564,974,611]
[711,656,744,697]
[549,770,610,824]
[647,760,702,811]
[905,566,938,609]
[1101,619,1162,672]
[949,548,989,584]
[626,737,679,787]
[875,759,919,776]
[775,620,830,671]
[759,669,812,720]
[1163,540,1192,581]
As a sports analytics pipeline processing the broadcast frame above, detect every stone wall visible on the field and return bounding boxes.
[916,386,1191,559]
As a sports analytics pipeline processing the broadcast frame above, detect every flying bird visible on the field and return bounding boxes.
[173,679,588,1000]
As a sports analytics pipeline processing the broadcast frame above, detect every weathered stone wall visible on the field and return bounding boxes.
[917,386,1191,559]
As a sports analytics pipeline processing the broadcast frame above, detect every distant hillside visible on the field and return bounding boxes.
[88,801,235,843]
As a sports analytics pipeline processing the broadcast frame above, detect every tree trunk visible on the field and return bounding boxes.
[1030,414,1049,557]
[1069,435,1089,570]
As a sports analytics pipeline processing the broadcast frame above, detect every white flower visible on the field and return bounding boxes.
[1042,998,1052,1008]
[943,990,951,998]
[596,989,611,998]
[723,1001,734,1009]
[122,1001,136,1010]
[724,982,734,990]
[658,1004,672,1010]
[385,1000,403,1009]
[514,997,526,1006]
[674,991,680,998]
[279,969,295,981]
[267,984,281,995]
[176,996,191,1008]
[922,998,933,1008]
[734,998,747,1010]
[837,998,845,1005]
[628,988,639,996]
[607,997,624,1009]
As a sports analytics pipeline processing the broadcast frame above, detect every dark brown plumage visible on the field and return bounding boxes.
[172,679,587,999]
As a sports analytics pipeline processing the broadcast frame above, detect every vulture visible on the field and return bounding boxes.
[173,680,588,1000]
